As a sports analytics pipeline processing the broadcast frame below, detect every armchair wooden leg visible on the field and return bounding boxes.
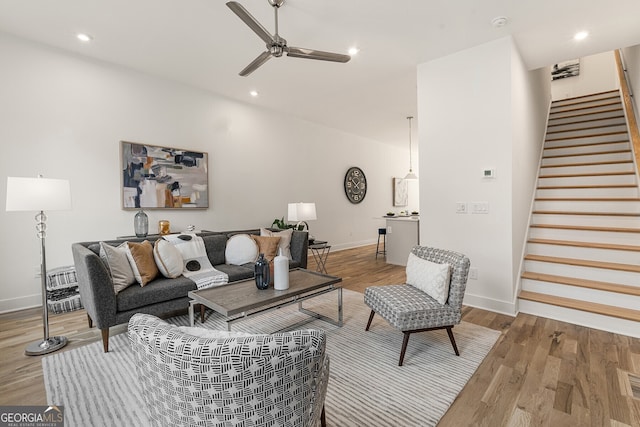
[320,405,326,427]
[87,314,93,328]
[446,326,460,356]
[399,331,411,366]
[101,328,109,353]
[365,310,375,331]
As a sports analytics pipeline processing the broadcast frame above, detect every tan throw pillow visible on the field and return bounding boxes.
[125,240,159,286]
[250,235,281,262]
[153,239,184,279]
[99,241,136,294]
[260,228,293,260]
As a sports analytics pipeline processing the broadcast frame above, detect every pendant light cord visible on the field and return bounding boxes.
[407,116,413,172]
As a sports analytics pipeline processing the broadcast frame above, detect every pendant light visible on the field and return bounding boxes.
[404,116,418,180]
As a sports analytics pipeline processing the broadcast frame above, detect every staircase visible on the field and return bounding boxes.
[518,89,640,338]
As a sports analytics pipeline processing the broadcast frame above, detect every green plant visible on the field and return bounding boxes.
[272,217,293,229]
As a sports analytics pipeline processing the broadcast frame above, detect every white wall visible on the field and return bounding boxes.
[551,51,619,100]
[0,33,417,312]
[417,37,549,314]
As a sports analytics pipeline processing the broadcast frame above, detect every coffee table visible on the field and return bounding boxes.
[187,268,343,331]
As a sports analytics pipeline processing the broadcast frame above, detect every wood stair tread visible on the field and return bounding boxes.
[547,114,625,128]
[531,210,640,217]
[548,108,625,122]
[534,197,640,201]
[543,149,630,159]
[530,224,640,233]
[549,101,622,115]
[521,271,640,296]
[540,160,632,168]
[543,140,630,150]
[550,89,619,102]
[540,171,634,178]
[546,123,626,135]
[537,184,638,189]
[518,291,640,322]
[524,254,640,273]
[545,131,628,142]
[527,238,640,252]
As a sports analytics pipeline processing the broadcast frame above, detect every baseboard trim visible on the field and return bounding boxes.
[323,239,377,252]
[0,293,41,314]
[463,293,517,316]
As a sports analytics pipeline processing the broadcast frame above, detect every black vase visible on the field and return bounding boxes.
[254,253,270,290]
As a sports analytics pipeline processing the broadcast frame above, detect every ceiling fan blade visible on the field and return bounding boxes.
[239,51,272,76]
[226,1,274,45]
[287,47,351,63]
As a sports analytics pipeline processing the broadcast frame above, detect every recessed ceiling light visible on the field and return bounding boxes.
[348,47,359,56]
[574,31,589,41]
[491,16,508,28]
[76,33,93,42]
[250,90,259,97]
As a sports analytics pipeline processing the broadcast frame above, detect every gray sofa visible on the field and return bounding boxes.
[72,229,308,352]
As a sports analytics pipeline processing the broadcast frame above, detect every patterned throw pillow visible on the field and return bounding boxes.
[99,242,136,294]
[125,240,159,286]
[405,252,451,304]
[225,234,259,265]
[153,239,184,279]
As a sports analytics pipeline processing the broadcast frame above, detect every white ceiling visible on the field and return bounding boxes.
[1,0,639,146]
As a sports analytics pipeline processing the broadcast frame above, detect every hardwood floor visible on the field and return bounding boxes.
[1,244,639,425]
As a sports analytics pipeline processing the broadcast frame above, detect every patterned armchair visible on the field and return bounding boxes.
[364,246,470,366]
[128,313,328,426]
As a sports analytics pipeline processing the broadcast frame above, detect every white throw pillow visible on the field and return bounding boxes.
[260,228,293,260]
[405,252,451,304]
[154,238,184,279]
[225,234,259,265]
[99,242,136,294]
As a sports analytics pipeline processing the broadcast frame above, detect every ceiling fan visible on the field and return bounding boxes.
[226,0,351,76]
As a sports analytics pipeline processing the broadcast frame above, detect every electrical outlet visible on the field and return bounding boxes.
[469,268,478,279]
[456,202,467,214]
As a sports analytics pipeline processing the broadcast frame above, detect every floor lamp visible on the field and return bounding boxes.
[6,175,72,356]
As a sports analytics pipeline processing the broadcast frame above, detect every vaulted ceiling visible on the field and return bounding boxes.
[1,0,639,145]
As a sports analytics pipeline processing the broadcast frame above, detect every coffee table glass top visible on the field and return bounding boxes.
[188,268,342,317]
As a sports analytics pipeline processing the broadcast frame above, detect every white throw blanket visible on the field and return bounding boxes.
[162,234,228,290]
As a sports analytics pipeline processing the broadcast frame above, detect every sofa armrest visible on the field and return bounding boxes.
[290,230,308,269]
[72,243,117,329]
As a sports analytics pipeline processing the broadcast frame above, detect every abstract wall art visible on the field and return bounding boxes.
[121,141,208,209]
[551,59,580,80]
[393,177,408,207]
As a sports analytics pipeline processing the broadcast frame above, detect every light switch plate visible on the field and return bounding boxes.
[456,202,467,214]
[471,202,489,214]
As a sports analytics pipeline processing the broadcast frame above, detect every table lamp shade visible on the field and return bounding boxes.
[6,177,71,212]
[288,202,317,222]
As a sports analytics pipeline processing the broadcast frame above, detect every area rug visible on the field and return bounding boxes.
[43,289,500,427]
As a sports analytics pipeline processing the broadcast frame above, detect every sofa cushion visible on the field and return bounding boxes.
[117,276,197,312]
[214,264,254,283]
[201,234,228,266]
[99,241,136,294]
[261,228,293,260]
[250,235,281,262]
[125,240,159,286]
[225,234,259,265]
[153,239,183,279]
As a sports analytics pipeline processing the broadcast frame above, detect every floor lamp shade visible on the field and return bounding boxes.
[5,175,71,356]
[6,176,72,212]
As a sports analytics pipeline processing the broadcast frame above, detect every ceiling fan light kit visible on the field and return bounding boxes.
[226,0,350,76]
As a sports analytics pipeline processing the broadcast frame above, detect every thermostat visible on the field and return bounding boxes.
[482,168,495,178]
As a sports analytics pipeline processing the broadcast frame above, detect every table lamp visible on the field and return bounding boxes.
[287,202,317,233]
[6,175,72,355]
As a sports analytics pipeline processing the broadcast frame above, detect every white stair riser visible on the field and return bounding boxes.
[518,300,640,339]
[545,133,629,148]
[543,142,631,157]
[529,227,640,245]
[549,103,623,119]
[552,93,619,107]
[536,187,640,198]
[533,200,640,213]
[539,163,634,176]
[541,151,632,166]
[548,110,625,126]
[524,260,640,286]
[531,213,640,228]
[526,243,640,264]
[546,125,628,139]
[546,117,627,132]
[521,278,640,311]
[551,99,622,113]
[538,174,637,186]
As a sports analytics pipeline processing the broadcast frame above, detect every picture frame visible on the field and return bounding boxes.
[121,141,209,209]
[393,177,408,207]
[551,59,580,81]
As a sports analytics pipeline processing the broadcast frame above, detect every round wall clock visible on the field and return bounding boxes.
[344,166,367,204]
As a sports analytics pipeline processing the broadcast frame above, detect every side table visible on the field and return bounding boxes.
[309,241,331,274]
